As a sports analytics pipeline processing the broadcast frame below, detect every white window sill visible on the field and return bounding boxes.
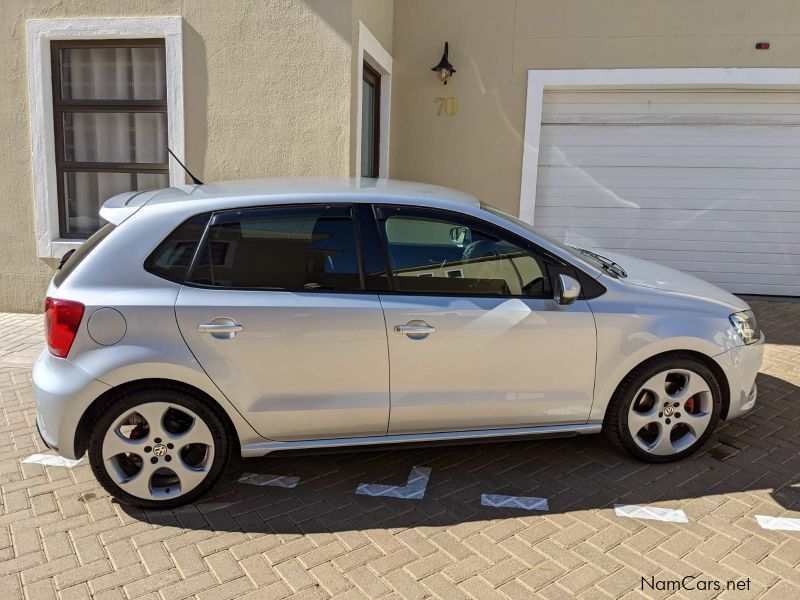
[50,239,85,258]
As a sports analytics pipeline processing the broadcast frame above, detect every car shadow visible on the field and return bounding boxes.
[125,369,799,533]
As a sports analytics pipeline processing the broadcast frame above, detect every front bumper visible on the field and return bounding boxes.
[32,350,112,460]
[715,335,765,420]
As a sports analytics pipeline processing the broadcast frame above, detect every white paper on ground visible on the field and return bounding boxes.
[356,466,432,500]
[481,494,549,511]
[614,504,688,523]
[23,453,82,468]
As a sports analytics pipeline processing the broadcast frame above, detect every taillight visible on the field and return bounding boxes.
[44,297,84,358]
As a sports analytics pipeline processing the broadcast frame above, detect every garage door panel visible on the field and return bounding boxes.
[537,226,800,245]
[538,187,800,202]
[543,103,800,117]
[609,259,800,278]
[540,149,800,169]
[534,89,800,296]
[596,248,798,266]
[535,215,800,233]
[538,167,800,190]
[540,125,800,146]
[539,196,800,213]
[536,207,800,223]
[544,91,800,105]
[544,114,800,126]
[559,238,800,256]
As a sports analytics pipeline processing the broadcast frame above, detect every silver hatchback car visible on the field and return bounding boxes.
[34,178,764,508]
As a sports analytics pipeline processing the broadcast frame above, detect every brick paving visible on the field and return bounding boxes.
[0,300,798,599]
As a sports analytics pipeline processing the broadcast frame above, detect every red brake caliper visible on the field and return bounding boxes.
[685,396,696,414]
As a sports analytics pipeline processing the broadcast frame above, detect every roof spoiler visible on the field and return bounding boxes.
[99,190,151,225]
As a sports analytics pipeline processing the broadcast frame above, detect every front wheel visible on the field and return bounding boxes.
[604,356,722,462]
[88,388,230,508]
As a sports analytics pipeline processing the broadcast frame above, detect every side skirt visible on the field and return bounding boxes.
[240,423,602,458]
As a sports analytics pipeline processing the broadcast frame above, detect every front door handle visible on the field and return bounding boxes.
[394,320,436,340]
[197,318,243,339]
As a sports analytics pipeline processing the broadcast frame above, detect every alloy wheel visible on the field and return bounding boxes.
[626,369,713,456]
[101,402,215,501]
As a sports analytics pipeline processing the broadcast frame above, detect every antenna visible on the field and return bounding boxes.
[167,147,204,185]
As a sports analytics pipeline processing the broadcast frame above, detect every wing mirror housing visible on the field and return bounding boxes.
[555,274,581,306]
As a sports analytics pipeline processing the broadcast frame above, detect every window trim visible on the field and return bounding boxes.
[361,61,381,178]
[27,17,185,257]
[182,203,369,294]
[373,204,567,300]
[51,38,170,240]
[355,22,392,179]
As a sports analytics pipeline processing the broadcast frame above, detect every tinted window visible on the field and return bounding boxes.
[145,213,210,282]
[190,205,361,291]
[379,208,550,297]
[53,223,116,287]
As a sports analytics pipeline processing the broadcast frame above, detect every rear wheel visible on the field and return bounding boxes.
[88,388,230,508]
[604,356,722,462]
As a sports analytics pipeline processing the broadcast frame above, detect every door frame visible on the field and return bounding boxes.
[519,68,800,225]
[355,21,392,179]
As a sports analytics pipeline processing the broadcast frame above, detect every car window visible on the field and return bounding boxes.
[378,208,550,297]
[190,205,361,291]
[145,213,211,282]
[53,222,116,287]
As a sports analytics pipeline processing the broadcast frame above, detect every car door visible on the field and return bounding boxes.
[175,204,390,441]
[373,205,597,434]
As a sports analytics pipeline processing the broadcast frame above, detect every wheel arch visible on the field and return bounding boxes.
[74,378,241,458]
[603,350,731,424]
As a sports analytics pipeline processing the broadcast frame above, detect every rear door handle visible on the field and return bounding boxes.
[197,319,243,339]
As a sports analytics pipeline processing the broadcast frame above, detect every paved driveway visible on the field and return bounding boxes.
[0,301,798,599]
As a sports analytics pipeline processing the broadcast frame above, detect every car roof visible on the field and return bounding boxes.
[130,177,481,209]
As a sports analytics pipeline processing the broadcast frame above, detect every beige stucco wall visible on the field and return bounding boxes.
[390,0,800,216]
[1,0,356,312]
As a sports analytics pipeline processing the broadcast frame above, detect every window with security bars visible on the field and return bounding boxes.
[51,39,170,238]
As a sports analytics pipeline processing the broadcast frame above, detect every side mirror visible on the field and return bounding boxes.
[555,274,581,306]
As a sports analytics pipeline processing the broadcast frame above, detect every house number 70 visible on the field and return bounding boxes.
[435,96,459,117]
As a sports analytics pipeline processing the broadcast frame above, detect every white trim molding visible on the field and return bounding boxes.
[26,16,185,258]
[519,68,800,225]
[355,21,392,179]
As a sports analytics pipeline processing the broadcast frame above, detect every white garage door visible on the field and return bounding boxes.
[535,89,800,296]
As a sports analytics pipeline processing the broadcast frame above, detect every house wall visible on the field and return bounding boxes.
[389,0,800,215]
[2,0,355,312]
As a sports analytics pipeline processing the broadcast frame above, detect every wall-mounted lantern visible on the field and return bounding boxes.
[431,41,456,85]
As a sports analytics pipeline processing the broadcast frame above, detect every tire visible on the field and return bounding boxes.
[604,355,722,463]
[88,387,231,509]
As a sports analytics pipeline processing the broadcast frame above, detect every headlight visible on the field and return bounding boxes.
[729,310,760,345]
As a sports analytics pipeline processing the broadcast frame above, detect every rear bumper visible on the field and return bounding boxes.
[715,335,765,420]
[32,350,111,460]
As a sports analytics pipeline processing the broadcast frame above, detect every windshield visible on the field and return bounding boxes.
[481,203,607,271]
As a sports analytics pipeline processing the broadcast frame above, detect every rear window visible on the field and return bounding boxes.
[189,205,361,291]
[53,223,116,287]
[145,213,210,282]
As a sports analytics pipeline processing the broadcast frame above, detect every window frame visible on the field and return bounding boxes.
[51,38,170,239]
[372,204,571,299]
[361,61,381,178]
[180,203,369,294]
[26,16,185,258]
